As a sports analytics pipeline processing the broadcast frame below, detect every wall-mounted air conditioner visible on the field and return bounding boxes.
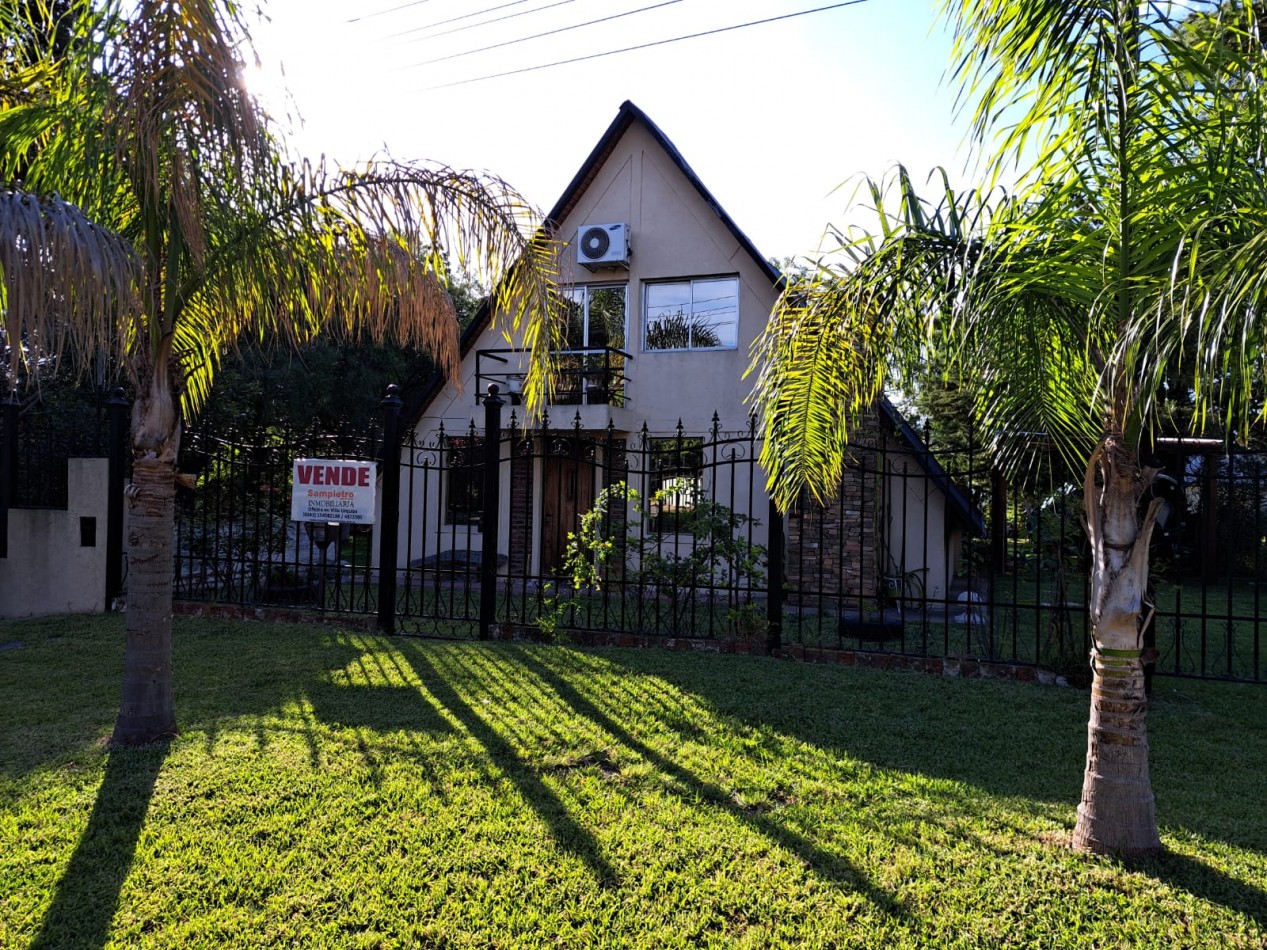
[576,223,630,269]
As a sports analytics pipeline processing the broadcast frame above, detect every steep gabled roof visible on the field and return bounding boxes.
[402,100,781,430]
[878,397,987,537]
[546,100,783,286]
[399,105,981,540]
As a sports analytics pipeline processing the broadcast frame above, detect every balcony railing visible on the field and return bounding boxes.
[475,347,631,408]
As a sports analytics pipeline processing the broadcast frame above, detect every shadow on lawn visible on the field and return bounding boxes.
[30,742,168,950]
[583,648,1087,802]
[1129,849,1267,929]
[588,648,1267,925]
[500,645,907,918]
[398,645,621,888]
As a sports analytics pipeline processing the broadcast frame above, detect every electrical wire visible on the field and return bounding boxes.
[418,0,871,91]
[396,0,582,45]
[389,0,539,38]
[349,0,438,24]
[403,0,685,68]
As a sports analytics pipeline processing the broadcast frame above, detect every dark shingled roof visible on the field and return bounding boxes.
[878,397,987,537]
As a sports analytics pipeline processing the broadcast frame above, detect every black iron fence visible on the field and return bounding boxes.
[160,388,1267,685]
[2,381,118,510]
[6,380,1260,682]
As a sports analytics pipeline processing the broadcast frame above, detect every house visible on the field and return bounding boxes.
[397,100,981,605]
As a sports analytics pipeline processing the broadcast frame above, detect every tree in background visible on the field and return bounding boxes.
[750,1,1267,855]
[196,270,484,443]
[0,0,560,745]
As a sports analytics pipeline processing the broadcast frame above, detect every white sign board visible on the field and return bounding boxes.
[291,458,377,525]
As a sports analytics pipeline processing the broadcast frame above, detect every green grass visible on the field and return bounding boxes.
[5,615,1263,948]
[784,575,1265,681]
[175,554,1267,680]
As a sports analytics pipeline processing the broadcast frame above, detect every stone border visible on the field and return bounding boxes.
[490,622,1067,686]
[172,603,1066,686]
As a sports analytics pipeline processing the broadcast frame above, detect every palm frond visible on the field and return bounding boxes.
[0,188,139,390]
[175,157,560,417]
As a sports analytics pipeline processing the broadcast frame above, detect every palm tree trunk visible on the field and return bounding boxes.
[1071,438,1162,855]
[111,366,180,745]
[1073,642,1158,854]
[111,456,177,744]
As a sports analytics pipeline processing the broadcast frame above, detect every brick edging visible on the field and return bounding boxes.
[490,623,1063,685]
[171,603,1063,686]
[173,601,379,631]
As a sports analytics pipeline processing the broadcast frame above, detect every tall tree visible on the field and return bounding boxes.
[750,1,1267,855]
[0,0,560,745]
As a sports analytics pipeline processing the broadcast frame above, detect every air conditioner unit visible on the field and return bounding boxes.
[576,223,630,269]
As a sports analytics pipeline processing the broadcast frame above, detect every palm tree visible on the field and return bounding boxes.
[0,0,560,746]
[750,1,1267,855]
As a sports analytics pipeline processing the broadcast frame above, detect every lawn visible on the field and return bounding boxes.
[2,616,1264,948]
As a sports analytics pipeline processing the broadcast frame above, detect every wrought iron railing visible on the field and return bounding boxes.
[474,346,631,407]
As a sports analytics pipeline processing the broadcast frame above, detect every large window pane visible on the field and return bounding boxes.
[555,285,627,405]
[644,277,738,350]
[564,284,627,349]
[588,286,627,349]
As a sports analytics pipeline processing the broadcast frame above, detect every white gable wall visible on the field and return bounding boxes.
[400,117,780,576]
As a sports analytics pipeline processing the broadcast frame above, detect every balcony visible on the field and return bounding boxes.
[475,346,634,431]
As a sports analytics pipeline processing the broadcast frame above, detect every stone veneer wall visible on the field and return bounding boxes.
[784,410,887,606]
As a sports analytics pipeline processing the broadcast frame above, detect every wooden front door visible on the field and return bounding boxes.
[541,448,596,573]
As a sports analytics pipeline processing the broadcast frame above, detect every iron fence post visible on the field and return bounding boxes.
[0,393,16,559]
[106,388,128,608]
[377,385,403,633]
[479,385,505,640]
[990,468,1007,574]
[767,496,784,654]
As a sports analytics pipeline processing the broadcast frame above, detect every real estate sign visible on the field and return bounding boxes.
[291,459,377,524]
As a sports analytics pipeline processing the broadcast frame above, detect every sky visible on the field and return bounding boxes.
[247,0,971,262]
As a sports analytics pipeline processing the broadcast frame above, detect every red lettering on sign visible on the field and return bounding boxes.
[325,466,340,485]
[358,468,370,487]
[297,464,314,485]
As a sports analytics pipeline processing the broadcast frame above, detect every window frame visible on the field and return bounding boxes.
[647,436,705,535]
[642,275,740,353]
[565,283,628,350]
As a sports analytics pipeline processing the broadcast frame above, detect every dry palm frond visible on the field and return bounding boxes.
[0,189,138,388]
[172,157,561,416]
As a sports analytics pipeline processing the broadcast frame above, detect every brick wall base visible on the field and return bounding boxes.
[172,601,1065,687]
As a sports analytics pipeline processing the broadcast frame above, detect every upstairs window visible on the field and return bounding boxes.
[644,277,739,351]
[558,285,628,404]
[564,284,627,350]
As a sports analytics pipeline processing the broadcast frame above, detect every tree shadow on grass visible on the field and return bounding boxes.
[502,645,907,918]
[589,649,1267,926]
[30,742,168,950]
[305,680,454,735]
[398,644,619,888]
[1126,849,1267,930]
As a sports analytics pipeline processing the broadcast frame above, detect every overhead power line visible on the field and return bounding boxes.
[397,0,583,45]
[404,0,685,68]
[420,0,871,91]
[350,0,438,24]
[389,0,539,38]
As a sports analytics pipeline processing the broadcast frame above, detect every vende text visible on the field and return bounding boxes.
[296,463,371,487]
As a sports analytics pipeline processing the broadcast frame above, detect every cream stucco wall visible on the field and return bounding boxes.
[403,116,781,574]
[883,454,959,601]
[0,458,111,619]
